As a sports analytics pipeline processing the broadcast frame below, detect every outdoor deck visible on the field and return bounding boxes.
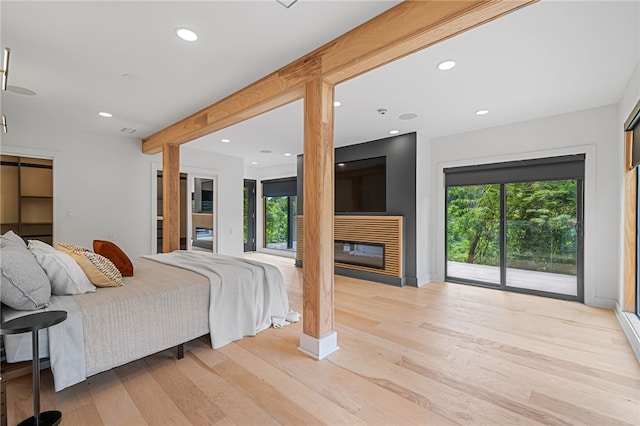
[447,261,577,296]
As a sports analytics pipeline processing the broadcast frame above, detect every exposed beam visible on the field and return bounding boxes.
[142,0,536,153]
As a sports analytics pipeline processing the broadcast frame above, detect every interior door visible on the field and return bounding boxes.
[244,179,256,252]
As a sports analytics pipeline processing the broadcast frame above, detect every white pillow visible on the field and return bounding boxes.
[2,230,27,249]
[27,239,57,255]
[28,240,96,295]
[0,242,51,310]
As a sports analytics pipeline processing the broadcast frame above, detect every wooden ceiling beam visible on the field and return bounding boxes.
[142,0,536,154]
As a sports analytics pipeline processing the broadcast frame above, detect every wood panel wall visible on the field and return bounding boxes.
[624,130,637,312]
[297,215,403,278]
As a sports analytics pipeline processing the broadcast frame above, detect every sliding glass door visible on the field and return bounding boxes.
[447,184,501,285]
[445,156,584,301]
[505,180,581,296]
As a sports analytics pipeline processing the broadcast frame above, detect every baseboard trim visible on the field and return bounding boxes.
[615,303,640,364]
[298,331,339,360]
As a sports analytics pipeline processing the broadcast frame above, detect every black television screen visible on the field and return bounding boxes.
[335,156,386,212]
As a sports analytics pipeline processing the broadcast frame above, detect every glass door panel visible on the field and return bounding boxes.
[244,179,256,252]
[192,177,215,252]
[446,184,501,285]
[505,180,578,296]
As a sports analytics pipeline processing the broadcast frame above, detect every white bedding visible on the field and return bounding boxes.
[2,251,295,391]
[144,251,292,348]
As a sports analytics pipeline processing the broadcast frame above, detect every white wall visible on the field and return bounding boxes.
[1,124,244,259]
[415,132,433,285]
[426,104,620,308]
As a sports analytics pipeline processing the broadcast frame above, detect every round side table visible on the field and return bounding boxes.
[0,310,67,426]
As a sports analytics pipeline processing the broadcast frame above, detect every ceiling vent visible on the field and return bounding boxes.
[120,128,136,134]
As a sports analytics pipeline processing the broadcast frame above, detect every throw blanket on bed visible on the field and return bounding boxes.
[42,252,293,391]
[144,251,292,349]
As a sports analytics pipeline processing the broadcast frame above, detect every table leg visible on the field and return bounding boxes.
[32,330,40,426]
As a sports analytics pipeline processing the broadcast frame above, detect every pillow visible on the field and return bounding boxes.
[27,239,57,255]
[93,240,134,277]
[28,240,96,295]
[0,243,51,310]
[76,251,123,287]
[56,242,90,258]
[1,230,26,249]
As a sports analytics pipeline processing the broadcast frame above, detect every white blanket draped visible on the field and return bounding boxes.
[144,251,292,348]
[16,252,294,391]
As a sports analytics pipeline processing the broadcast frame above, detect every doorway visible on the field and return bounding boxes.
[445,155,584,301]
[244,179,256,252]
[191,177,216,252]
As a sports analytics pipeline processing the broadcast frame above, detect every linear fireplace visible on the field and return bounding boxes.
[334,240,384,269]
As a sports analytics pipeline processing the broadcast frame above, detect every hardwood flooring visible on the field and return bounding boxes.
[5,253,640,425]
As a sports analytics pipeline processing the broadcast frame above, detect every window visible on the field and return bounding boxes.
[445,155,584,301]
[262,177,297,252]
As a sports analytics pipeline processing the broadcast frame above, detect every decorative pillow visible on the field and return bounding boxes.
[93,240,134,277]
[28,240,96,295]
[76,251,123,287]
[1,230,27,249]
[0,243,51,310]
[56,242,90,259]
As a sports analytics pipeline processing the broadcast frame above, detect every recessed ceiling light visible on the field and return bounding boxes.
[399,113,418,120]
[475,109,490,116]
[221,138,230,143]
[334,101,342,107]
[175,28,198,42]
[7,85,36,96]
[337,163,345,167]
[251,161,258,165]
[437,60,456,71]
[284,153,292,157]
[389,129,400,135]
[98,112,112,118]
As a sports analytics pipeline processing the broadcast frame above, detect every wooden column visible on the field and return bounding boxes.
[162,143,181,253]
[299,77,338,359]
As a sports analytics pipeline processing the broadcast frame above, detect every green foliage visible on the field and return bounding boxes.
[243,186,248,243]
[265,196,290,244]
[447,180,577,275]
[447,184,500,266]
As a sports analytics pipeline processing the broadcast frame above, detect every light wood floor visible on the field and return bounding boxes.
[5,253,640,425]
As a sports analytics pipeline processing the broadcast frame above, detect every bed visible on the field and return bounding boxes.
[1,235,296,392]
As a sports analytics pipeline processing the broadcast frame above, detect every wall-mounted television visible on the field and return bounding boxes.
[335,156,386,213]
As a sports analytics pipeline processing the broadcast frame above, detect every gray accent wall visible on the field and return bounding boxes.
[297,132,417,286]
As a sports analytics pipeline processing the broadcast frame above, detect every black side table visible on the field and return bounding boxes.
[0,310,67,426]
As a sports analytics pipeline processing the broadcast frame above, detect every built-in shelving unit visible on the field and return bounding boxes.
[0,155,53,244]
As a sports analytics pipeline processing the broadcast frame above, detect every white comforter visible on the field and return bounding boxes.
[9,252,293,391]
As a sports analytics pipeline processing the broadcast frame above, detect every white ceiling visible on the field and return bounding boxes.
[2,1,639,169]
